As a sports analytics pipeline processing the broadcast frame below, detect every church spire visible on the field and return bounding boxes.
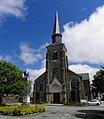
[52,9,62,44]
[53,9,60,34]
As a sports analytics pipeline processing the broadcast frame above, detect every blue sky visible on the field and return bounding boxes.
[0,0,104,83]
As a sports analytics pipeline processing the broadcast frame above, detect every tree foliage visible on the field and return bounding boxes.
[93,67,104,94]
[0,60,25,96]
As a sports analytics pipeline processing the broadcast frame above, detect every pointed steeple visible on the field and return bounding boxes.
[52,9,62,44]
[53,9,60,34]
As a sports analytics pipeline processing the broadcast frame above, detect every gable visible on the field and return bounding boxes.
[49,77,62,93]
[67,69,81,82]
[35,71,46,84]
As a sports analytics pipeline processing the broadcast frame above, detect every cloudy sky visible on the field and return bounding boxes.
[0,0,104,84]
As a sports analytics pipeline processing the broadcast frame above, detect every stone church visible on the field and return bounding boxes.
[33,10,91,103]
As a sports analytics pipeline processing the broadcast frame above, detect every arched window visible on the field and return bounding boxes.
[53,51,58,60]
[52,66,58,79]
[71,80,76,90]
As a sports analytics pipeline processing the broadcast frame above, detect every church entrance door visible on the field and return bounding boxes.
[53,93,60,103]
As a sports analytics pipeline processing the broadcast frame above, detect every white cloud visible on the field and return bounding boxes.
[63,5,104,64]
[41,59,46,68]
[19,43,46,65]
[0,55,12,62]
[0,0,27,24]
[0,55,3,60]
[27,67,45,81]
[69,64,99,83]
[19,43,43,65]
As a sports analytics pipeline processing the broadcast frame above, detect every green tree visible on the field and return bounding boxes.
[0,60,25,105]
[93,67,104,95]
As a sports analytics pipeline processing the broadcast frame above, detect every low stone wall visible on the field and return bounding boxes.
[3,96,19,103]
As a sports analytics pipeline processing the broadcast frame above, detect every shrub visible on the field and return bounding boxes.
[32,100,45,104]
[0,105,45,116]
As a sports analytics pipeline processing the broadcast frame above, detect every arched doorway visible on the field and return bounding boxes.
[49,77,62,103]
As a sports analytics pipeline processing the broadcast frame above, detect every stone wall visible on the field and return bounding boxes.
[3,95,19,103]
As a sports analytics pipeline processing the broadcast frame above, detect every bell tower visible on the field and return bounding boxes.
[46,9,68,103]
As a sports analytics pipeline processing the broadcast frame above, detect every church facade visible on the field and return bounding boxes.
[33,10,91,103]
